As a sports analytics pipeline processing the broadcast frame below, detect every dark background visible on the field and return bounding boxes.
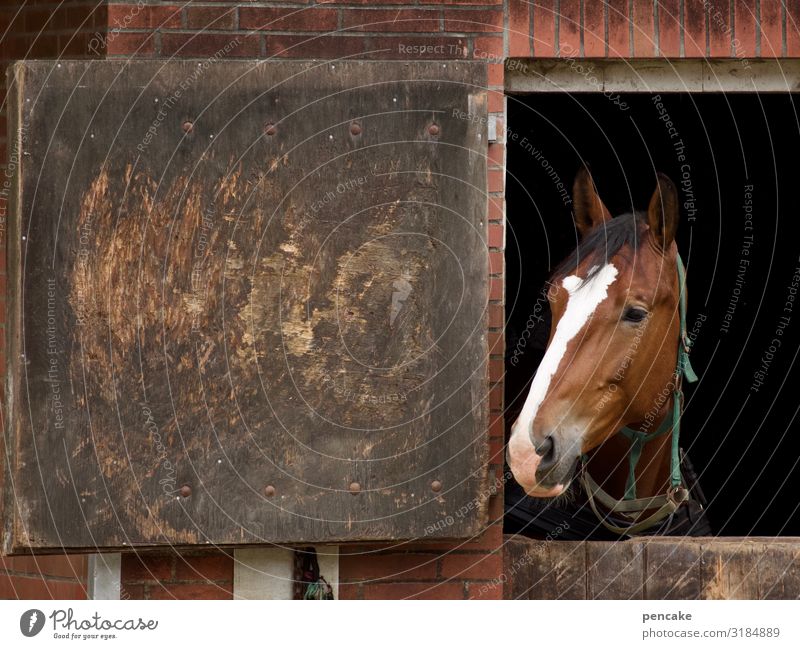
[504,93,800,536]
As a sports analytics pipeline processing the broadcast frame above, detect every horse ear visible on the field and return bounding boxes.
[572,166,611,237]
[647,173,679,251]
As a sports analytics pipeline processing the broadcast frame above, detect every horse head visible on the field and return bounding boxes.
[508,167,683,498]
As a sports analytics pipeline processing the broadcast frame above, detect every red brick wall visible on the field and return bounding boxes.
[0,0,104,601]
[509,0,800,58]
[0,555,88,598]
[120,551,233,600]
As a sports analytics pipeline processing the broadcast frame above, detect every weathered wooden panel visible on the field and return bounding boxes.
[4,60,489,552]
[586,539,643,599]
[504,536,800,599]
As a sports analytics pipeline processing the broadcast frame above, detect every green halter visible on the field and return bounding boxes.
[581,255,699,535]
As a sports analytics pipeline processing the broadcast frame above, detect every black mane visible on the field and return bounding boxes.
[551,212,646,283]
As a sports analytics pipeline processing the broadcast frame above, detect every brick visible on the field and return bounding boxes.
[146,582,233,599]
[558,0,581,56]
[161,33,260,57]
[489,277,503,301]
[59,33,98,57]
[488,222,504,248]
[583,1,605,56]
[684,0,707,57]
[267,34,367,58]
[607,0,630,57]
[488,168,504,193]
[444,9,503,33]
[366,36,467,59]
[474,35,503,57]
[108,4,181,30]
[488,196,503,221]
[340,553,438,581]
[120,583,145,600]
[489,250,504,275]
[186,6,237,31]
[735,0,757,58]
[489,383,503,409]
[440,552,502,580]
[507,0,531,57]
[105,32,156,56]
[488,303,504,328]
[532,0,557,56]
[632,0,656,56]
[342,9,440,33]
[489,357,504,382]
[23,8,55,32]
[708,0,733,56]
[1,554,87,579]
[760,0,783,56]
[421,0,502,3]
[0,574,87,600]
[420,0,502,4]
[487,63,504,86]
[362,581,464,600]
[338,583,361,599]
[173,553,233,582]
[787,1,800,57]
[488,435,504,461]
[489,415,505,438]
[658,0,682,56]
[240,7,339,32]
[465,523,504,550]
[121,553,173,582]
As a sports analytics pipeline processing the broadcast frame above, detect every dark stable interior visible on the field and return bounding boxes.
[504,92,800,536]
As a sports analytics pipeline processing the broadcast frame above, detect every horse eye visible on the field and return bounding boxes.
[623,306,648,323]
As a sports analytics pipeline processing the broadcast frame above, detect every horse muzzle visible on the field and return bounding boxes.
[507,425,578,498]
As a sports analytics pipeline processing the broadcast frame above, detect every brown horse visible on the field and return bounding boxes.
[507,168,706,536]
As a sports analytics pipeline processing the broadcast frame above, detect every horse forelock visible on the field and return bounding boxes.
[551,211,647,285]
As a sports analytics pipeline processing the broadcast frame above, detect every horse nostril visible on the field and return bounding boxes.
[536,435,557,471]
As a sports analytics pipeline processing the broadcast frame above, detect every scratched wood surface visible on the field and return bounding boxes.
[504,536,800,599]
[4,60,489,553]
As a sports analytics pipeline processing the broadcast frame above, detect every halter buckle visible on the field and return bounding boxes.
[667,485,689,505]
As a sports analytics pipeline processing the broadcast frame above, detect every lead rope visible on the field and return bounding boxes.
[581,255,699,535]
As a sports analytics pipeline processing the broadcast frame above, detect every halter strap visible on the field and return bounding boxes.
[582,255,699,534]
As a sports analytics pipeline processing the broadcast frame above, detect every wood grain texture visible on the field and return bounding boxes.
[504,536,800,599]
[4,60,489,553]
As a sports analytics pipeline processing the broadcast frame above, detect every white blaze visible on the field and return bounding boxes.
[512,263,619,444]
